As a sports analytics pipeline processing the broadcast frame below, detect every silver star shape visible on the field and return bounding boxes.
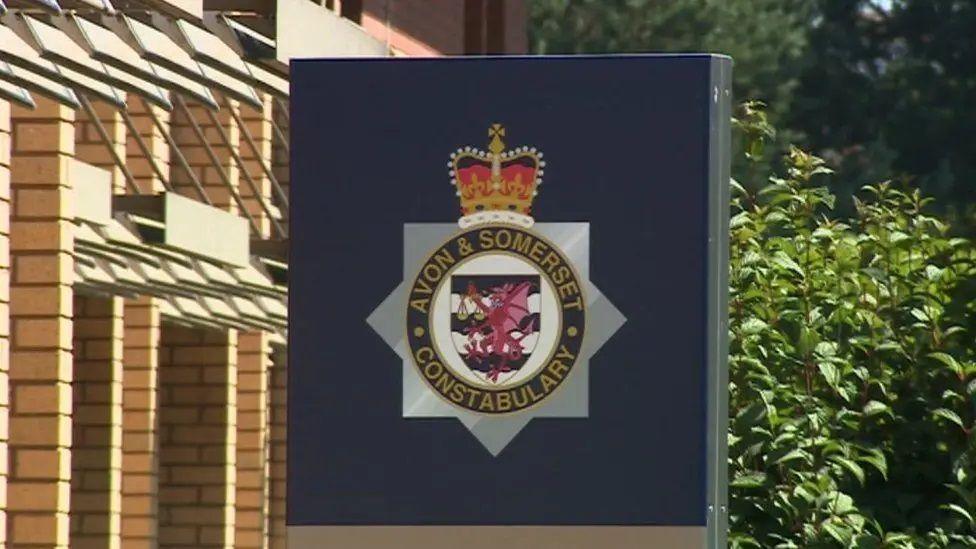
[367,223,625,455]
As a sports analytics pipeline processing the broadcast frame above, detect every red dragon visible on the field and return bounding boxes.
[460,281,538,382]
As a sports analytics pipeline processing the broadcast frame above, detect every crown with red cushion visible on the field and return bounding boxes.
[449,124,544,228]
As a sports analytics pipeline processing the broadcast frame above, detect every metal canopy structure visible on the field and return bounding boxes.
[56,13,173,108]
[3,13,127,106]
[0,4,291,335]
[0,11,282,111]
[73,214,288,336]
[4,0,63,13]
[152,12,262,106]
[103,13,219,107]
[0,62,38,107]
[69,161,288,336]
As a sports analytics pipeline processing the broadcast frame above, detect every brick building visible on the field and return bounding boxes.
[0,1,527,547]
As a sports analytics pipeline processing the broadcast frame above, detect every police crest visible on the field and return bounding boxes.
[368,124,624,454]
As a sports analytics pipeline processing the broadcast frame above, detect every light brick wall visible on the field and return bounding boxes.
[76,100,127,193]
[121,296,161,549]
[361,0,464,54]
[158,325,237,548]
[170,100,240,212]
[360,6,449,56]
[361,0,527,55]
[267,346,286,549]
[234,333,270,549]
[0,98,12,549]
[238,95,273,239]
[70,295,124,549]
[8,97,75,548]
[125,100,169,194]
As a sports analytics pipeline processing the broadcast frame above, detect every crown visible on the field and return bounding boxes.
[449,124,544,228]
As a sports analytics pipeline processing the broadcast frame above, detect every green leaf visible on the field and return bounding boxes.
[822,520,853,545]
[730,178,747,196]
[862,400,890,418]
[932,408,966,430]
[883,532,913,543]
[830,456,866,485]
[773,448,808,466]
[730,472,767,488]
[925,264,944,281]
[832,492,855,514]
[940,503,975,529]
[857,450,889,481]
[928,352,964,377]
[736,402,768,428]
[730,211,752,229]
[740,318,768,336]
[747,138,765,160]
[910,308,931,322]
[817,362,840,389]
[772,251,804,276]
[812,227,834,240]
[799,326,819,356]
[888,231,910,245]
[814,341,838,358]
[947,485,976,508]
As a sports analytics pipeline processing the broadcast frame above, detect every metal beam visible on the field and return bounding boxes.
[222,94,289,211]
[173,94,261,236]
[273,96,289,123]
[119,106,173,192]
[202,99,286,238]
[79,94,140,194]
[141,96,214,206]
[269,113,289,155]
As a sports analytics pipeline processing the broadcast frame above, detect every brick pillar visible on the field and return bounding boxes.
[7,97,75,548]
[70,296,123,549]
[75,100,126,193]
[120,297,161,549]
[267,346,286,549]
[271,100,288,229]
[71,98,127,549]
[170,100,239,211]
[0,99,12,549]
[121,97,167,548]
[125,100,169,194]
[238,94,272,239]
[158,325,237,548]
[234,333,269,549]
[237,93,274,549]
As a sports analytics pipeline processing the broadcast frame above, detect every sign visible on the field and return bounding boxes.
[289,55,731,549]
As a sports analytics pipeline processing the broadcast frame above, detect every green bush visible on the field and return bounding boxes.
[729,102,976,548]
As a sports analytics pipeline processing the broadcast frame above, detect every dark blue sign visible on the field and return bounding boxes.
[289,55,730,548]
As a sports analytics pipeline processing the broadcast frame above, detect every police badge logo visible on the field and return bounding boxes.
[406,124,587,414]
[368,124,624,454]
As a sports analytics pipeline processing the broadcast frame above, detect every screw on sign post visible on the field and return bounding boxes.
[288,55,731,549]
